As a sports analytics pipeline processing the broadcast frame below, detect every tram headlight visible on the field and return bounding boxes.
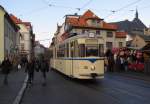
[91,66,95,71]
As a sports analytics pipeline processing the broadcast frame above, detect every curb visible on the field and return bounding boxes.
[13,75,28,104]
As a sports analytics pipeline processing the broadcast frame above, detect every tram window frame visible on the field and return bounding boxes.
[50,50,53,58]
[57,44,65,58]
[78,44,85,57]
[86,45,99,57]
[66,43,69,57]
[70,42,74,57]
[55,48,57,58]
[74,40,78,57]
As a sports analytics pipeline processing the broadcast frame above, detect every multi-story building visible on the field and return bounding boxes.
[10,14,35,60]
[112,10,147,42]
[0,5,19,62]
[52,10,126,52]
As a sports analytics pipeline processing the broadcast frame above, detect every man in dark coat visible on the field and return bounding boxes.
[40,59,49,86]
[105,49,114,72]
[26,58,35,84]
[1,57,12,85]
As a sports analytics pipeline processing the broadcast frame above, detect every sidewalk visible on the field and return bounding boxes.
[0,69,26,104]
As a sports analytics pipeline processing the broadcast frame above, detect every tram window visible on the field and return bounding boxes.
[86,45,98,57]
[50,50,53,58]
[66,43,69,57]
[99,44,104,57]
[74,41,79,57]
[57,45,65,58]
[79,44,85,57]
[71,42,74,57]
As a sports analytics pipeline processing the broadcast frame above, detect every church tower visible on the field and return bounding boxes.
[135,9,138,19]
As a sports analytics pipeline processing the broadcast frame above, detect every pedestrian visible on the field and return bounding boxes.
[35,58,40,72]
[120,56,125,71]
[116,55,121,72]
[124,56,128,71]
[1,56,12,85]
[40,58,49,86]
[21,56,28,68]
[26,58,35,85]
[105,49,114,72]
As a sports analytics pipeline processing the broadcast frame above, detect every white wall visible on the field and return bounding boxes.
[18,24,32,59]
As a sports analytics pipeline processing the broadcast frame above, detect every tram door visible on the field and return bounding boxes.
[70,41,78,77]
[70,42,74,77]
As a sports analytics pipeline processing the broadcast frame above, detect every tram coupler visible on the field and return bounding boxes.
[91,73,97,78]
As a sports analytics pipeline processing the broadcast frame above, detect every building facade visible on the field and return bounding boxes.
[112,9,147,42]
[52,10,126,52]
[10,15,35,60]
[0,5,19,62]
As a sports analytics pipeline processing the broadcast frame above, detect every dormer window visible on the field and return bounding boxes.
[92,19,99,26]
[87,19,101,27]
[92,20,96,24]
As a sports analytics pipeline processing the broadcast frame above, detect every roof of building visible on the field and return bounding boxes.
[111,10,147,35]
[66,10,117,30]
[10,14,32,27]
[0,5,19,31]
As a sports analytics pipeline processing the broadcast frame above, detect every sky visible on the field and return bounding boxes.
[0,0,150,47]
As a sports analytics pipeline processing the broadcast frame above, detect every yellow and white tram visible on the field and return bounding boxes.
[50,35,104,79]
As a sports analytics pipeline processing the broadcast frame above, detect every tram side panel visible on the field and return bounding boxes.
[64,60,73,77]
[50,59,55,69]
[51,59,73,77]
[54,59,64,74]
[51,58,104,79]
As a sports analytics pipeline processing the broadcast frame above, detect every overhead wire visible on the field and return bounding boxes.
[80,0,93,10]
[138,3,150,10]
[41,0,51,5]
[104,0,143,19]
[75,0,93,13]
[18,0,148,44]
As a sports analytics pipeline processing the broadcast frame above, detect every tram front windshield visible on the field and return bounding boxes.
[79,44,104,57]
[86,45,98,57]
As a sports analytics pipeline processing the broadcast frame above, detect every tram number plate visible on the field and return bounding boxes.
[86,39,98,44]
